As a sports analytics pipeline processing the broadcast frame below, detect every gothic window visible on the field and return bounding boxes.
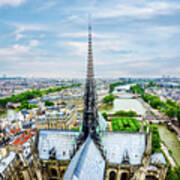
[145,176,158,180]
[109,171,116,180]
[120,172,128,180]
[51,168,57,177]
[60,169,65,178]
[63,151,66,156]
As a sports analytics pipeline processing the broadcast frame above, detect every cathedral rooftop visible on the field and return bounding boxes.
[102,131,146,165]
[63,136,105,180]
[38,129,79,160]
[37,129,146,166]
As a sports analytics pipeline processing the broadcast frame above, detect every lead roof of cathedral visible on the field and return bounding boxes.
[63,136,105,180]
[38,129,146,165]
[38,129,79,160]
[102,131,146,165]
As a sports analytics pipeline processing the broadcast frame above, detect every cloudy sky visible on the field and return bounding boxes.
[0,0,180,78]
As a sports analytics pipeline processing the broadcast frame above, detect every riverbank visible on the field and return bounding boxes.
[158,125,180,166]
[161,143,176,167]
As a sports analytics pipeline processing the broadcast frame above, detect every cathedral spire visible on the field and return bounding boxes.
[87,21,94,81]
[76,20,105,159]
[74,17,105,158]
[81,18,98,140]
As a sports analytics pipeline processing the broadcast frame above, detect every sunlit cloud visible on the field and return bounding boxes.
[0,0,26,7]
[35,1,57,12]
[95,1,180,19]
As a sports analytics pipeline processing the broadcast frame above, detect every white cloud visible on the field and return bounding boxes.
[95,1,180,19]
[10,23,48,41]
[15,33,24,41]
[149,25,180,38]
[64,37,133,57]
[29,40,40,47]
[0,0,26,7]
[0,39,40,59]
[0,44,29,57]
[13,44,29,52]
[36,1,57,12]
[39,34,45,38]
[66,41,87,56]
[60,31,118,39]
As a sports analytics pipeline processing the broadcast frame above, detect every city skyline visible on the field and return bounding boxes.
[0,0,180,78]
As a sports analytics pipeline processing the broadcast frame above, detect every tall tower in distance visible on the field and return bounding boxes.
[77,20,105,158]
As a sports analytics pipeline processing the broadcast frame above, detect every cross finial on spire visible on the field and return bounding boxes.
[88,14,91,33]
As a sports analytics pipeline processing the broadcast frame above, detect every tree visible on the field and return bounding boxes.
[177,108,180,125]
[149,81,156,87]
[114,110,137,116]
[130,84,144,94]
[103,94,115,104]
[19,101,29,110]
[109,81,124,92]
[0,84,80,108]
[150,125,161,153]
[0,99,8,108]
[165,106,176,118]
[18,100,38,110]
[102,112,108,120]
[166,166,180,180]
[146,95,163,109]
[166,99,177,107]
[61,101,67,105]
[45,100,54,106]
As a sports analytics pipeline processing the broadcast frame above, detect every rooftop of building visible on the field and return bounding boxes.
[0,151,16,174]
[102,131,146,165]
[38,129,79,160]
[37,129,146,165]
[63,136,105,180]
